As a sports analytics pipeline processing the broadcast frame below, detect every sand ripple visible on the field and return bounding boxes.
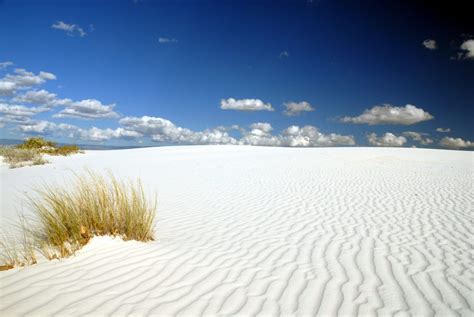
[1,146,473,316]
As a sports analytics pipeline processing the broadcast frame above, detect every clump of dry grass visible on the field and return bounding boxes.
[0,146,49,168]
[16,137,82,156]
[0,138,82,169]
[0,171,157,268]
[0,217,37,270]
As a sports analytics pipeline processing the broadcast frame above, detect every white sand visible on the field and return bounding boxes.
[0,146,473,316]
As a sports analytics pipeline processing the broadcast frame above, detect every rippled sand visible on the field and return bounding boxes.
[1,146,473,316]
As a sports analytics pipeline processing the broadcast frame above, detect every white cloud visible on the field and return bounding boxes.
[283,101,315,116]
[439,137,474,149]
[279,51,289,59]
[0,81,16,96]
[214,124,242,133]
[0,102,52,125]
[13,89,71,108]
[158,37,178,44]
[239,123,355,147]
[367,132,407,147]
[16,120,78,135]
[9,110,356,147]
[249,122,273,133]
[280,125,355,147]
[190,129,239,145]
[15,120,142,142]
[422,39,437,50]
[53,99,119,120]
[220,98,274,111]
[459,39,474,60]
[79,127,143,141]
[51,21,86,37]
[0,112,34,124]
[0,61,13,69]
[436,127,451,133]
[0,103,49,118]
[402,131,433,145]
[241,123,281,146]
[0,68,56,95]
[119,116,238,145]
[341,104,433,125]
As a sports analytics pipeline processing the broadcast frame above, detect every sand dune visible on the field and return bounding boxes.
[1,146,473,316]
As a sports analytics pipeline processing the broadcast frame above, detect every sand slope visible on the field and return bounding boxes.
[1,146,473,316]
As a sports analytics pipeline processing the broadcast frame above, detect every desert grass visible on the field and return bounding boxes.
[0,171,156,268]
[0,138,82,169]
[0,217,37,270]
[0,146,49,168]
[16,137,82,156]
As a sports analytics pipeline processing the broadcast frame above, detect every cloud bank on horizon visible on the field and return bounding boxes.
[0,64,472,149]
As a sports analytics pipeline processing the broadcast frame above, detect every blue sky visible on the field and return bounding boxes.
[1,0,473,149]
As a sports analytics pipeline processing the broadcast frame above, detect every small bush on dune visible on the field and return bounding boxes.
[54,144,82,156]
[15,137,82,156]
[16,137,56,151]
[0,171,157,267]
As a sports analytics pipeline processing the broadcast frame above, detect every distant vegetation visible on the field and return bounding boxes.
[0,171,157,270]
[0,137,82,168]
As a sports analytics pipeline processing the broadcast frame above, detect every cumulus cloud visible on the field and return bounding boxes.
[239,123,355,147]
[0,103,49,118]
[51,21,86,37]
[8,108,357,147]
[158,37,178,44]
[13,89,71,108]
[0,61,13,69]
[367,132,407,147]
[0,81,16,96]
[119,117,354,147]
[422,39,437,50]
[0,102,53,125]
[402,131,433,145]
[280,125,355,147]
[249,122,273,133]
[214,124,242,133]
[459,39,474,60]
[79,127,143,141]
[283,101,315,116]
[279,51,289,59]
[15,120,142,142]
[119,116,238,145]
[0,68,56,95]
[16,120,78,135]
[436,127,451,133]
[220,98,274,111]
[241,122,281,146]
[53,99,119,120]
[439,137,474,149]
[341,104,433,125]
